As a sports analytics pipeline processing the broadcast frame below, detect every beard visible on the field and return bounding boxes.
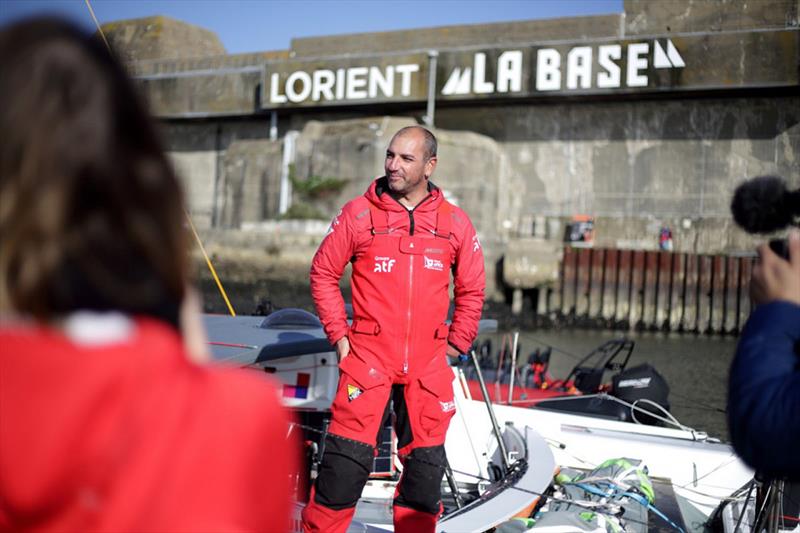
[387,173,425,196]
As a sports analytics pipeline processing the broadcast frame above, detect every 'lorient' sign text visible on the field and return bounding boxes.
[260,31,797,109]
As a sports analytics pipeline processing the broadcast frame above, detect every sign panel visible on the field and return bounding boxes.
[262,53,428,109]
[260,30,798,109]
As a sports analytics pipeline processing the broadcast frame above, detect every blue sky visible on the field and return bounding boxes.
[2,0,622,54]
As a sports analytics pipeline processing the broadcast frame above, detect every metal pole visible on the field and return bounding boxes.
[469,349,511,472]
[508,331,519,405]
[424,50,438,128]
[278,130,297,216]
[444,457,463,509]
[270,110,278,141]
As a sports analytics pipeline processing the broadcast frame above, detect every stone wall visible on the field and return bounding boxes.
[101,16,226,62]
[289,15,623,57]
[435,95,799,236]
[624,0,799,35]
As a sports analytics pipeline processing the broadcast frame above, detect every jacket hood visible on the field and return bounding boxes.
[364,176,443,213]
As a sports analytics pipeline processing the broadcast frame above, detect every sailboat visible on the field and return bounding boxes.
[204,309,759,532]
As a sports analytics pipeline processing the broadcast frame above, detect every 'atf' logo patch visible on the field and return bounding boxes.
[347,384,363,401]
[424,255,444,271]
[373,256,396,273]
[440,400,456,413]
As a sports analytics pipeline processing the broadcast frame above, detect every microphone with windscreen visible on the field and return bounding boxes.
[730,175,800,259]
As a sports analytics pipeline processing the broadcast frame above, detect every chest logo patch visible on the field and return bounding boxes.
[440,400,456,413]
[347,384,363,401]
[373,256,396,273]
[424,255,444,272]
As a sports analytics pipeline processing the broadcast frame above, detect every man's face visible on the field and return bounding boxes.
[384,131,436,198]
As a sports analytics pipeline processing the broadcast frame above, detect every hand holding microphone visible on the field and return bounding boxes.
[750,230,800,306]
[730,175,800,305]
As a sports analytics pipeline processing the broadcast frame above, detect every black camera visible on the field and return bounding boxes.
[731,176,800,260]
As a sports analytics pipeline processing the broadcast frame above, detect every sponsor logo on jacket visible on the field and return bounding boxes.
[472,234,481,252]
[374,256,396,273]
[424,255,444,271]
[347,384,363,401]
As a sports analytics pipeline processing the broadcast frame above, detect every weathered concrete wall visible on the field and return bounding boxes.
[290,118,514,240]
[434,95,799,236]
[290,15,623,57]
[292,117,408,210]
[624,0,799,35]
[220,139,284,227]
[139,69,262,117]
[162,119,275,227]
[101,16,226,62]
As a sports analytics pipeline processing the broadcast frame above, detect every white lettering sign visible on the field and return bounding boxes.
[533,39,683,92]
[268,64,421,105]
[536,48,562,91]
[442,51,524,96]
[627,42,649,87]
[597,45,622,88]
[266,39,686,107]
[497,50,523,93]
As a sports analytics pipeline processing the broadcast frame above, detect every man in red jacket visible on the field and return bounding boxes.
[302,126,485,533]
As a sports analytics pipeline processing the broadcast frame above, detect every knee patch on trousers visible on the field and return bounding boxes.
[395,445,447,515]
[314,434,374,510]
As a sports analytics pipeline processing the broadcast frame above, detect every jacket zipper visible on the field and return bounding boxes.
[397,193,431,375]
[404,254,413,374]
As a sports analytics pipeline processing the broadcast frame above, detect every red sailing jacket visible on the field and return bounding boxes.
[0,317,297,533]
[310,178,485,376]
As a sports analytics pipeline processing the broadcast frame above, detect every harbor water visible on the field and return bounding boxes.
[483,328,735,441]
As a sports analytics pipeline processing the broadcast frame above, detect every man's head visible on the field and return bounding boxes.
[384,126,438,203]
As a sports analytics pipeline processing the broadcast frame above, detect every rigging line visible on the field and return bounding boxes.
[82,0,237,317]
[668,392,727,414]
[83,0,110,50]
[774,485,800,509]
[185,211,236,316]
[668,400,727,414]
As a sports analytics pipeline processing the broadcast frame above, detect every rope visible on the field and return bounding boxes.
[83,0,110,50]
[82,0,237,317]
[185,212,236,316]
[572,481,687,533]
[630,398,685,429]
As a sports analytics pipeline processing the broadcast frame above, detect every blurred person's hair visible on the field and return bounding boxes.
[0,18,189,326]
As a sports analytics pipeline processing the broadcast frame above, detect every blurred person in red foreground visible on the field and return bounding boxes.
[0,18,296,532]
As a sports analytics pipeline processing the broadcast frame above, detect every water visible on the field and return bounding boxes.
[198,276,737,441]
[483,328,735,440]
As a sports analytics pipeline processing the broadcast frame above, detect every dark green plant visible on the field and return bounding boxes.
[280,202,324,220]
[290,174,347,199]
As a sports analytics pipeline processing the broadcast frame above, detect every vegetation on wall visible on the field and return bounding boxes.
[282,164,347,220]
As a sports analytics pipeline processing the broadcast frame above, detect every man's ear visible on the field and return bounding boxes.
[425,156,438,178]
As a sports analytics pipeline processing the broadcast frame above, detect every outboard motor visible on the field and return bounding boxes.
[611,364,670,426]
